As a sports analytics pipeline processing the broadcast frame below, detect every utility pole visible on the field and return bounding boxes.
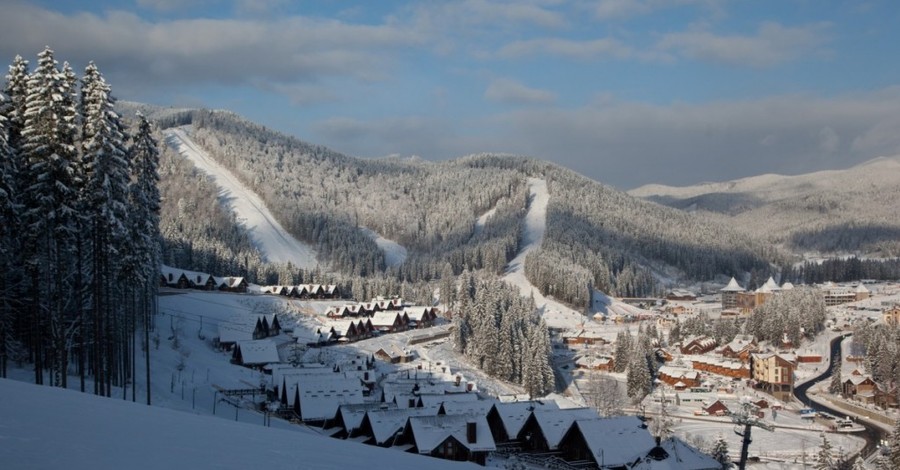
[729,400,774,470]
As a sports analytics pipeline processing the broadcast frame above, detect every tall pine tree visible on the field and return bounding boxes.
[20,47,80,386]
[127,112,161,405]
[81,61,131,396]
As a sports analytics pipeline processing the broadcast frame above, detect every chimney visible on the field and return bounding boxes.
[467,421,477,444]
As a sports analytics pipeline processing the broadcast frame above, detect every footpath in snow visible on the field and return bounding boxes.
[164,127,318,269]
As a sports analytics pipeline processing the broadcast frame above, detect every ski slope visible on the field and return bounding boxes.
[502,178,649,330]
[360,227,408,268]
[164,127,319,269]
[501,178,583,328]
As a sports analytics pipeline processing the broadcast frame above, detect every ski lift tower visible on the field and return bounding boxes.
[729,400,774,470]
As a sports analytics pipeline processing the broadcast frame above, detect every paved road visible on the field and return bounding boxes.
[794,333,886,459]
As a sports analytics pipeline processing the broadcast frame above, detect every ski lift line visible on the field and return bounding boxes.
[156,308,255,332]
[163,295,282,313]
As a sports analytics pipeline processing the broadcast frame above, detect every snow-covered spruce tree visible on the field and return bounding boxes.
[524,317,555,398]
[3,55,29,151]
[613,329,632,373]
[20,47,80,386]
[829,359,842,394]
[627,339,652,404]
[890,418,900,470]
[81,61,132,396]
[127,112,161,404]
[710,434,731,469]
[815,435,835,470]
[454,272,553,396]
[0,91,21,378]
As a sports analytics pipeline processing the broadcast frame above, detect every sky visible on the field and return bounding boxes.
[2,0,900,189]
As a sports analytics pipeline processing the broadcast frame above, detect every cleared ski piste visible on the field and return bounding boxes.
[502,178,647,333]
[165,127,319,269]
[166,127,408,270]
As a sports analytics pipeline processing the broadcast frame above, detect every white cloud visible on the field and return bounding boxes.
[496,37,633,60]
[311,88,900,189]
[411,0,566,30]
[484,78,556,105]
[657,21,829,67]
[588,0,723,20]
[818,126,840,154]
[136,0,217,12]
[0,2,423,96]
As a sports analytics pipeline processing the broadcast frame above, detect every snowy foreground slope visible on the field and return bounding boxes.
[165,127,319,269]
[0,378,475,470]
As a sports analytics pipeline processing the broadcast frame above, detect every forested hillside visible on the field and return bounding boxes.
[132,107,783,306]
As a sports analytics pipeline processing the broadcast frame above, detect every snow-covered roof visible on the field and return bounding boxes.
[571,416,657,468]
[295,377,366,422]
[575,356,613,368]
[408,414,496,453]
[629,437,721,470]
[218,325,253,344]
[529,408,600,449]
[720,277,744,292]
[855,284,869,293]
[763,277,780,291]
[160,265,214,286]
[658,366,700,381]
[439,399,498,417]
[337,403,396,433]
[723,334,756,352]
[370,311,402,328]
[492,400,559,438]
[235,339,280,365]
[403,306,433,322]
[781,282,794,290]
[846,375,875,386]
[418,392,479,408]
[364,407,438,444]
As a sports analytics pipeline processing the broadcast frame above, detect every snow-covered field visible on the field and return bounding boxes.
[165,127,319,268]
[0,378,475,470]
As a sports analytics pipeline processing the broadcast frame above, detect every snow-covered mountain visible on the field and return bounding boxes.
[629,156,900,256]
[148,107,778,291]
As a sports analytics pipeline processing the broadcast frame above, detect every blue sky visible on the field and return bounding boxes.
[3,0,900,188]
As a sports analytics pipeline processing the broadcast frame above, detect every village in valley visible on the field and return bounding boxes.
[138,263,900,469]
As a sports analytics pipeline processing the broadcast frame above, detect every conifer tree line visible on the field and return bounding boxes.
[851,322,900,397]
[779,256,900,285]
[0,48,161,403]
[612,325,661,404]
[450,270,555,397]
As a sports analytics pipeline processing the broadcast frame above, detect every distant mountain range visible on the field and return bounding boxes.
[629,156,900,257]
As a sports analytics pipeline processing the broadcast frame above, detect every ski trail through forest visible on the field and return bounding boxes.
[164,127,319,269]
[502,178,585,328]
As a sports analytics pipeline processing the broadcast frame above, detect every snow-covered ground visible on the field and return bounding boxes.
[473,206,497,234]
[164,127,319,269]
[359,227,408,267]
[0,378,476,470]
